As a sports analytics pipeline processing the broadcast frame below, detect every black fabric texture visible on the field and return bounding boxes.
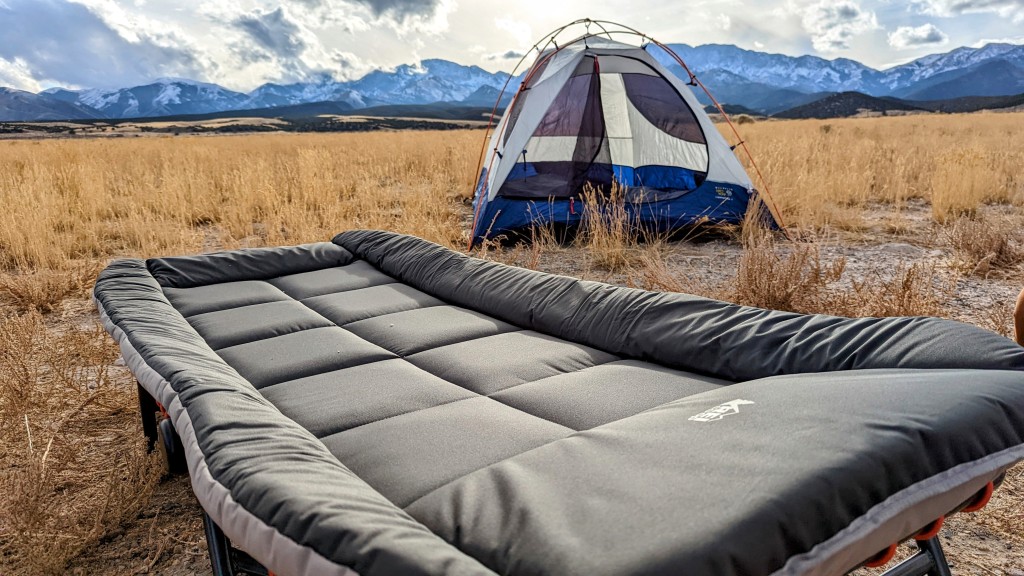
[149,242,352,288]
[95,231,1024,576]
[267,260,396,299]
[94,258,497,576]
[334,230,1024,380]
[405,369,1024,575]
[187,300,334,350]
[260,358,476,438]
[406,330,619,395]
[164,280,291,317]
[321,396,573,507]
[489,359,729,430]
[344,306,518,356]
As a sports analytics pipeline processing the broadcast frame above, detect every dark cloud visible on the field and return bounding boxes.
[484,50,525,61]
[801,0,878,51]
[289,0,442,21]
[0,0,210,89]
[349,0,441,19]
[228,5,368,85]
[916,0,1024,21]
[233,7,306,59]
[888,23,949,48]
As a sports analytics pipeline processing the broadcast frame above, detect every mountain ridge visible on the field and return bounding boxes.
[3,41,1024,121]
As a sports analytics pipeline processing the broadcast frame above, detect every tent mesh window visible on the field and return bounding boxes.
[496,54,709,200]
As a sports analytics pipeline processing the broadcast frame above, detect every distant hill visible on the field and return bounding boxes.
[75,101,492,124]
[898,59,1024,101]
[916,93,1024,113]
[0,87,103,121]
[458,85,515,108]
[773,88,1024,118]
[773,92,926,119]
[703,103,761,116]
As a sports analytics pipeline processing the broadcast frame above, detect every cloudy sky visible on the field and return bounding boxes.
[1,0,1022,93]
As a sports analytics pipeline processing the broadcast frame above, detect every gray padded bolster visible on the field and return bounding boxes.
[334,230,1024,381]
[149,242,354,288]
[94,259,496,576]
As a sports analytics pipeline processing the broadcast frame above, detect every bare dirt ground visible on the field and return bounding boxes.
[23,199,1019,576]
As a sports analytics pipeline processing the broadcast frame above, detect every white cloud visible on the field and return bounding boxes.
[495,17,533,48]
[888,23,949,49]
[914,0,1024,22]
[800,0,879,51]
[971,35,1024,46]
[284,0,454,34]
[717,13,733,31]
[0,57,40,92]
[0,0,214,89]
[230,5,373,84]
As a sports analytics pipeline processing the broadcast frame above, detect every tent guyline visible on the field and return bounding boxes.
[467,18,785,249]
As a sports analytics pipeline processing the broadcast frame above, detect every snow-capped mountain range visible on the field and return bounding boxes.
[659,42,1024,103]
[3,42,1024,121]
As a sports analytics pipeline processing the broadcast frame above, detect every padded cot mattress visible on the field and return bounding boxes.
[94,229,1024,576]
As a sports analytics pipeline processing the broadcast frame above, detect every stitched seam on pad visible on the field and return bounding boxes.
[334,303,449,329]
[185,298,323,320]
[281,278,399,300]
[484,357,622,409]
[402,422,578,512]
[317,395,483,439]
[346,315,521,358]
[213,325,351,352]
[257,356,402,392]
[179,295,292,319]
[210,323,335,352]
[250,351,401,390]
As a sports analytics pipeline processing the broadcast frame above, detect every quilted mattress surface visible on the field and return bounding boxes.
[94,230,1024,576]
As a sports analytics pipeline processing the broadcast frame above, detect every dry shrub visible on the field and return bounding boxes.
[579,184,651,272]
[627,250,715,297]
[845,262,947,317]
[0,263,100,313]
[945,215,1024,276]
[0,312,159,574]
[734,114,755,125]
[730,227,845,312]
[630,226,947,318]
[978,301,1014,339]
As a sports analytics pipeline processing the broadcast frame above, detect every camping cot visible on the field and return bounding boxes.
[94,230,1024,576]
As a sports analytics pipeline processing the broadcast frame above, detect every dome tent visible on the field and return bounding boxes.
[470,20,782,245]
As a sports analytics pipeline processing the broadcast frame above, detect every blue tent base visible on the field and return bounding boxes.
[471,181,773,246]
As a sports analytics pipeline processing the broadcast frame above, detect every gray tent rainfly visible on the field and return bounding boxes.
[94,230,1024,576]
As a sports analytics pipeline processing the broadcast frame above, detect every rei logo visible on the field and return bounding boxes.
[689,399,755,422]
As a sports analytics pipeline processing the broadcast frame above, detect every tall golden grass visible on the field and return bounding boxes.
[0,131,478,271]
[1,114,1023,272]
[738,113,1024,229]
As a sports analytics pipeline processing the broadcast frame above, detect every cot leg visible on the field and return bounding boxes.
[137,382,159,453]
[203,513,269,576]
[877,537,952,576]
[917,537,952,576]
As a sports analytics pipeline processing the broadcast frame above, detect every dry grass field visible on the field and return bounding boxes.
[1,114,1023,574]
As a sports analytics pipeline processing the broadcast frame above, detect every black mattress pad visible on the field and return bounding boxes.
[94,230,1024,576]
